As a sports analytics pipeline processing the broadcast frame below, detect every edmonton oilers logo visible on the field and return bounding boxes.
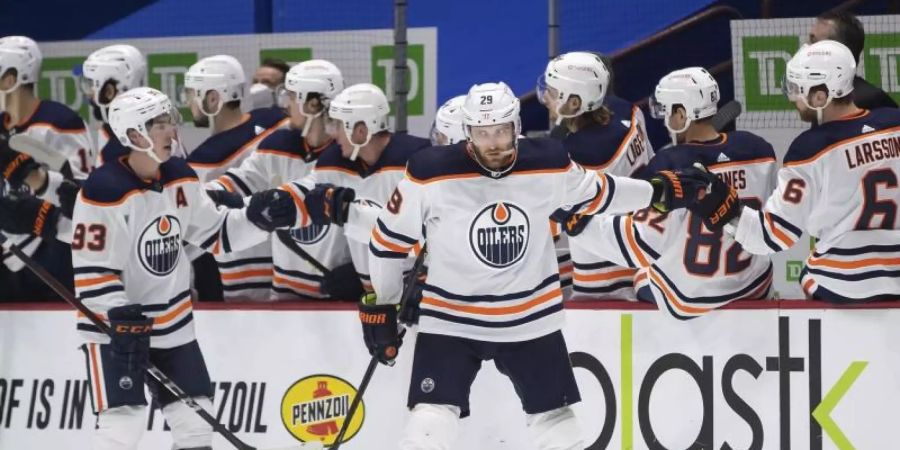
[291,223,330,245]
[137,215,182,277]
[468,202,529,268]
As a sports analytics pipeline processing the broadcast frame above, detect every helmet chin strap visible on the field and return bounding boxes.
[800,94,832,124]
[553,99,582,126]
[664,114,692,146]
[300,110,323,137]
[344,127,372,162]
[131,137,165,164]
[467,142,517,178]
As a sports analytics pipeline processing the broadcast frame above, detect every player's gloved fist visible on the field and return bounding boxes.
[320,263,365,300]
[550,208,593,237]
[304,184,355,226]
[0,194,60,238]
[689,175,742,230]
[247,189,297,232]
[648,166,715,213]
[107,304,152,373]
[206,189,245,209]
[57,178,81,218]
[0,149,41,188]
[359,293,402,366]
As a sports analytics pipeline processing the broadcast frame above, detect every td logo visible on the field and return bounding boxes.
[38,56,89,120]
[371,44,425,116]
[862,33,900,105]
[148,52,198,121]
[741,35,800,112]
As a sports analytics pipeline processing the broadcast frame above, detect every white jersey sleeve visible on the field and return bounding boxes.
[369,175,425,305]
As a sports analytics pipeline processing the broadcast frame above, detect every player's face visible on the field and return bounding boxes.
[146,113,180,162]
[285,91,324,129]
[468,123,516,169]
[253,67,284,90]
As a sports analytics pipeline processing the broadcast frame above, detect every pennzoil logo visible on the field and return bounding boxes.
[290,223,330,245]
[281,375,363,446]
[137,215,181,277]
[468,201,530,268]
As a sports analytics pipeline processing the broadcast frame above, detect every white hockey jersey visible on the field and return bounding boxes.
[583,131,777,319]
[71,156,271,348]
[732,108,900,302]
[209,129,350,300]
[1,100,94,272]
[369,138,654,342]
[186,107,288,301]
[560,95,654,300]
[281,133,431,293]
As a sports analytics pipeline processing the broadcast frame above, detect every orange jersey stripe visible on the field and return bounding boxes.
[708,156,777,171]
[765,213,796,248]
[89,343,104,411]
[807,256,900,270]
[371,228,413,253]
[650,271,711,315]
[280,184,309,227]
[153,300,192,327]
[574,268,637,282]
[80,177,198,207]
[273,275,319,293]
[624,216,650,267]
[220,269,273,281]
[422,288,561,316]
[784,118,899,168]
[75,274,119,288]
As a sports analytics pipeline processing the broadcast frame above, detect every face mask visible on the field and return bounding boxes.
[248,83,276,109]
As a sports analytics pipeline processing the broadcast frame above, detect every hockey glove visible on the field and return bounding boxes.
[247,188,297,232]
[0,194,60,238]
[648,167,715,213]
[107,304,152,374]
[0,149,41,189]
[320,263,365,300]
[359,293,402,366]
[550,208,593,237]
[57,178,81,218]
[206,189,245,209]
[689,174,742,230]
[305,183,355,226]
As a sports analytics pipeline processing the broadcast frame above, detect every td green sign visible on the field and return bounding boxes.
[742,35,800,112]
[371,44,425,116]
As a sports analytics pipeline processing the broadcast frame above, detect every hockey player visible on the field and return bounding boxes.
[0,35,94,300]
[208,59,360,300]
[71,87,306,449]
[712,40,900,302]
[430,95,466,146]
[183,55,289,301]
[362,81,717,450]
[539,51,654,300]
[80,44,147,165]
[577,67,776,319]
[280,82,432,294]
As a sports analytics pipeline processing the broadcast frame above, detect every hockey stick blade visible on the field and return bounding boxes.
[0,236,304,450]
[711,100,742,132]
[8,134,69,171]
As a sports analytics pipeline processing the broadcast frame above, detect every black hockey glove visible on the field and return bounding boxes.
[0,195,60,238]
[206,189,245,209]
[689,174,742,230]
[246,188,297,232]
[648,166,715,213]
[0,148,41,188]
[320,263,365,301]
[550,208,593,237]
[359,293,402,366]
[57,178,81,218]
[107,304,152,374]
[304,183,355,226]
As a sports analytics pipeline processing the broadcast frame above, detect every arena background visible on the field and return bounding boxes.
[2,0,900,448]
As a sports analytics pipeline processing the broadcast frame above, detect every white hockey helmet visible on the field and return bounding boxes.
[430,95,466,145]
[650,67,719,143]
[108,87,182,163]
[81,44,147,121]
[328,83,390,161]
[461,82,521,177]
[539,51,610,125]
[281,59,344,136]
[0,36,42,92]
[183,55,246,117]
[783,40,856,121]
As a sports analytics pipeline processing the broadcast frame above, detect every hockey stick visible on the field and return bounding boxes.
[275,230,331,275]
[8,134,69,171]
[330,247,428,450]
[711,100,743,132]
[0,234,321,450]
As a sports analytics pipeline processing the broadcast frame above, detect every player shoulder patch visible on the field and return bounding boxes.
[468,201,530,268]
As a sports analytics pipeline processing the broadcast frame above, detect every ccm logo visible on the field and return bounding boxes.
[709,189,739,225]
[115,324,152,334]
